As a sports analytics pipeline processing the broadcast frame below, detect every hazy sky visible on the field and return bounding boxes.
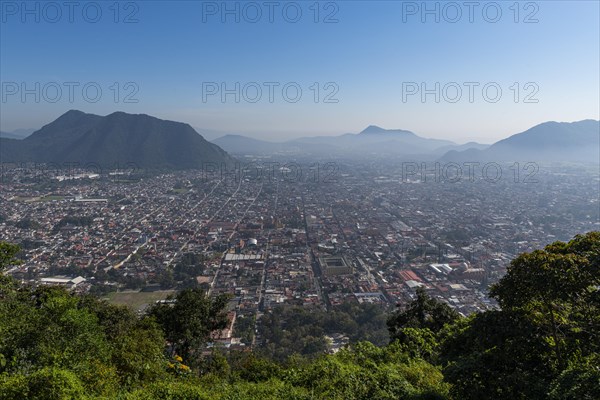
[1,1,599,143]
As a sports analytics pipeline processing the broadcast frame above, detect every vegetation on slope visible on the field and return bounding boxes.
[0,232,598,399]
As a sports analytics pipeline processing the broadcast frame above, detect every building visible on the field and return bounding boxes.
[39,276,86,289]
[319,256,352,276]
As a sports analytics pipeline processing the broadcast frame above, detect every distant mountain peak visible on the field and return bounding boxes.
[56,109,88,120]
[64,109,86,116]
[106,110,129,117]
[106,110,150,118]
[359,125,416,137]
[218,134,250,139]
[360,125,387,134]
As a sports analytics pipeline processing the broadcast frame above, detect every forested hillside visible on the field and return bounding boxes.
[0,232,598,399]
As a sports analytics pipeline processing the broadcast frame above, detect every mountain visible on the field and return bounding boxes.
[441,120,600,163]
[13,128,35,139]
[210,125,489,158]
[193,128,232,141]
[433,141,490,155]
[0,131,19,140]
[358,125,417,137]
[291,125,454,152]
[212,135,285,154]
[0,110,234,169]
[352,125,456,155]
[0,128,35,140]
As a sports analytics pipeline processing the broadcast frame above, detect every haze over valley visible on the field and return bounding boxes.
[1,1,599,399]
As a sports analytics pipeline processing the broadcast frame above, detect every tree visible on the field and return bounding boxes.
[548,354,600,400]
[0,367,85,400]
[228,352,282,383]
[0,281,168,396]
[387,287,460,344]
[157,269,175,289]
[77,295,167,388]
[0,242,21,271]
[0,285,118,396]
[148,289,231,365]
[440,232,600,400]
[439,310,555,400]
[284,341,450,399]
[489,232,600,369]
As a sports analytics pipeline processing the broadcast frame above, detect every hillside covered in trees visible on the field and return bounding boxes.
[0,232,598,399]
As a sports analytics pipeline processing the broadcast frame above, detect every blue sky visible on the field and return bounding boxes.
[1,0,599,143]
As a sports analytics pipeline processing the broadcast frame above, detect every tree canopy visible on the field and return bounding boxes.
[147,288,231,366]
[441,232,600,399]
[0,242,21,271]
[0,232,598,399]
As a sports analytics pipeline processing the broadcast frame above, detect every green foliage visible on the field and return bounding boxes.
[15,218,40,230]
[217,378,310,400]
[123,342,450,400]
[198,348,231,377]
[258,302,389,361]
[392,327,439,361]
[284,341,450,400]
[1,234,598,399]
[442,232,600,399]
[0,367,84,400]
[1,286,114,390]
[228,352,282,383]
[548,355,600,400]
[388,287,460,340]
[0,242,21,271]
[109,316,167,386]
[0,373,28,400]
[387,287,459,362]
[148,288,231,365]
[232,313,255,345]
[52,216,94,233]
[440,310,554,399]
[126,381,211,400]
[489,232,600,366]
[0,274,167,396]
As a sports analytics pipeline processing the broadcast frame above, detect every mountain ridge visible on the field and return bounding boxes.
[359,125,417,137]
[0,128,36,140]
[440,119,600,163]
[212,126,476,157]
[0,110,235,169]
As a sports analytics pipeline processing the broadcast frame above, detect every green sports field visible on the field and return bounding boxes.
[106,290,176,311]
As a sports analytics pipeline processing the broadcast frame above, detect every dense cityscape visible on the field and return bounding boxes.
[2,158,597,351]
[1,2,598,397]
